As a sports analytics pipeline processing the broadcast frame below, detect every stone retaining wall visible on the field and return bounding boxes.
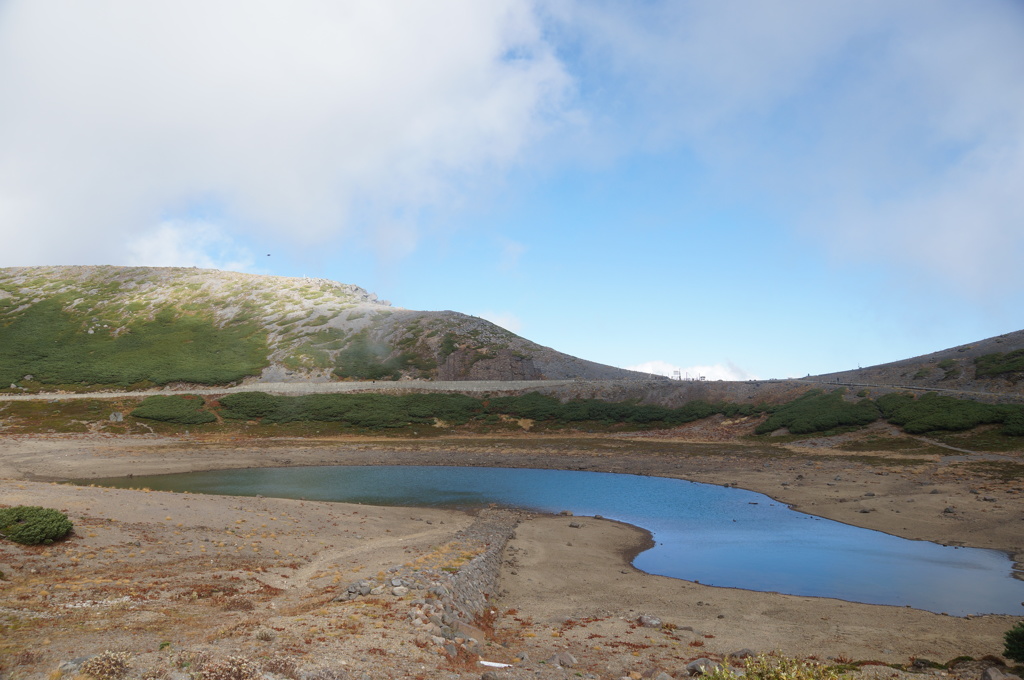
[334,508,522,656]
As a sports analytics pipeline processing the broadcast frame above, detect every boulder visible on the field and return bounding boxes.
[686,658,723,676]
[638,614,662,628]
[983,668,1022,680]
[546,651,578,668]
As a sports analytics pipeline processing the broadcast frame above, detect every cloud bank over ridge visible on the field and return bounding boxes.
[2,1,1023,301]
[0,0,569,268]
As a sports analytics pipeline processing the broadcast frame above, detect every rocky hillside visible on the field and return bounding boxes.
[0,266,648,389]
[812,329,1024,399]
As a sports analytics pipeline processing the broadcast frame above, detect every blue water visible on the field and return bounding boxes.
[83,465,1024,616]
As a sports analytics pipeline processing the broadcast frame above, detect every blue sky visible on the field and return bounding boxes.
[2,1,1023,379]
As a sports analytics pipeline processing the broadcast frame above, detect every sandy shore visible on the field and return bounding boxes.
[2,434,1023,679]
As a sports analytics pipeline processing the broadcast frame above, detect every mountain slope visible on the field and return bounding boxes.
[0,266,648,389]
[811,329,1024,397]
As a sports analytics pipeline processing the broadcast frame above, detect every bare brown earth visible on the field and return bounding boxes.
[2,425,1023,680]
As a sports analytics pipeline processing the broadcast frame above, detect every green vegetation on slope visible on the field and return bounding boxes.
[116,387,1024,439]
[876,392,1024,435]
[332,330,435,380]
[130,395,217,425]
[754,390,880,435]
[221,392,480,428]
[975,349,1024,379]
[0,301,268,386]
[5,383,1024,446]
[748,389,1024,438]
[213,391,760,430]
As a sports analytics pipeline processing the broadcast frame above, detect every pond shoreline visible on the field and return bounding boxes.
[5,433,1018,557]
[2,433,1023,677]
[76,463,1024,615]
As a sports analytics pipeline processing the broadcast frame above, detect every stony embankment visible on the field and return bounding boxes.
[334,509,521,658]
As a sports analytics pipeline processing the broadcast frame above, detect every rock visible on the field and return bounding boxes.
[569,522,582,528]
[728,649,757,660]
[943,507,956,514]
[452,618,487,643]
[547,651,578,667]
[108,412,124,422]
[392,586,409,596]
[559,510,574,516]
[58,657,90,674]
[686,658,722,676]
[982,668,1021,680]
[638,614,662,628]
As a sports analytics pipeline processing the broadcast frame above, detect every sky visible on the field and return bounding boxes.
[2,0,1024,380]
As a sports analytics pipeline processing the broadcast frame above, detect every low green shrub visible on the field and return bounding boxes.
[131,395,216,424]
[755,390,880,435]
[876,392,1013,434]
[333,331,406,380]
[219,392,285,419]
[975,349,1024,379]
[439,332,459,360]
[1003,411,1024,437]
[397,393,480,425]
[484,392,561,420]
[211,390,760,430]
[0,300,268,386]
[0,505,73,545]
[1005,621,1024,663]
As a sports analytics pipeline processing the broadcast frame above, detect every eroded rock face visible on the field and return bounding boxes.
[438,348,542,381]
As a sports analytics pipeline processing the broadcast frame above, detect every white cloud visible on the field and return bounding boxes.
[626,360,757,382]
[0,0,570,267]
[479,311,523,333]
[4,0,1023,300]
[126,220,255,272]
[551,1,1024,293]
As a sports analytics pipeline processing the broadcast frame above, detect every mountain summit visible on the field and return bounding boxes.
[0,266,647,389]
